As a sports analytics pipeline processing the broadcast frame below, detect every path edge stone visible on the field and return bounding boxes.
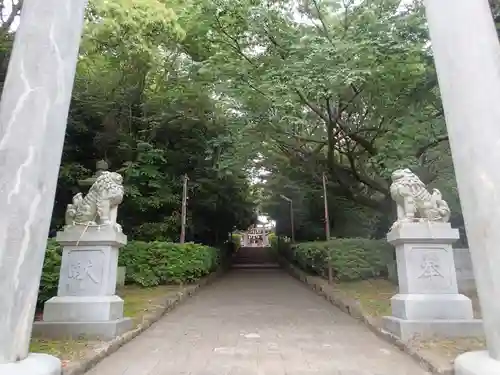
[279,257,454,375]
[62,268,225,375]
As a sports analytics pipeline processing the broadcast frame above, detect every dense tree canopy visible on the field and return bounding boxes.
[1,0,497,244]
[0,0,257,245]
[185,0,461,240]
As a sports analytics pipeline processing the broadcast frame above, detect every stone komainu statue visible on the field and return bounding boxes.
[65,171,124,232]
[390,168,450,227]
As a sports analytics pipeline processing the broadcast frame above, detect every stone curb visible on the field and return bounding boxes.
[279,258,453,375]
[62,268,224,375]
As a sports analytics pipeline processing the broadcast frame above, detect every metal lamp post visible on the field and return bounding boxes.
[280,194,295,243]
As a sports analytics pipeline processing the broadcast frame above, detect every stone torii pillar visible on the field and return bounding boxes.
[0,1,87,374]
[424,0,500,373]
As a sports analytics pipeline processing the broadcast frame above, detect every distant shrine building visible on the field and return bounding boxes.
[241,216,274,247]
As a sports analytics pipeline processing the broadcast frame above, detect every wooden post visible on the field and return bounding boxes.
[180,174,188,244]
[280,195,295,243]
[322,172,330,240]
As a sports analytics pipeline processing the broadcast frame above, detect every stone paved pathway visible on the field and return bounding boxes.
[86,269,430,375]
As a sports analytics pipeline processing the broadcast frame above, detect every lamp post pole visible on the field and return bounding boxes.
[280,195,295,243]
[180,174,188,244]
[322,172,330,240]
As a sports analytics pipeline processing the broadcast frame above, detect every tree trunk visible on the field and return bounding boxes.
[372,197,394,239]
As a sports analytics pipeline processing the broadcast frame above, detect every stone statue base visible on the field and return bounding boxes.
[32,226,132,340]
[381,222,483,341]
[455,351,500,375]
[0,354,61,375]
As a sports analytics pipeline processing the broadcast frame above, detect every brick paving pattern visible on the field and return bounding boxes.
[85,269,430,375]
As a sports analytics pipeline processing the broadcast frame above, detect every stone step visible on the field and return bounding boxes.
[232,247,276,265]
[231,263,280,269]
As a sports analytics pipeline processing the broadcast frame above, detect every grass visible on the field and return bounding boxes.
[29,339,99,365]
[415,337,486,362]
[30,284,184,364]
[333,279,395,318]
[118,284,182,325]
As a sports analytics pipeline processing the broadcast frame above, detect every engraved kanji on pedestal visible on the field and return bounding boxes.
[381,169,482,342]
[66,251,103,294]
[32,171,132,339]
[418,254,443,279]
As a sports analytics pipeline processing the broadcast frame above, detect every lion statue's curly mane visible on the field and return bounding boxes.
[65,171,124,232]
[390,168,450,228]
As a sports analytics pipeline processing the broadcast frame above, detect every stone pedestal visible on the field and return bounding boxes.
[455,351,500,375]
[381,222,483,341]
[0,354,61,375]
[33,227,133,340]
[117,266,126,287]
[454,248,476,294]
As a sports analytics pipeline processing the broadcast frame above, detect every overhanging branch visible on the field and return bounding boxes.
[415,134,449,159]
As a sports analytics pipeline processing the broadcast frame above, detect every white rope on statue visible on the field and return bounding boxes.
[75,213,98,247]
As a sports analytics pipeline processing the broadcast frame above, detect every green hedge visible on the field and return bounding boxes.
[39,239,62,307]
[269,233,277,249]
[269,233,292,256]
[118,241,220,286]
[38,240,220,307]
[286,238,393,281]
[228,233,242,251]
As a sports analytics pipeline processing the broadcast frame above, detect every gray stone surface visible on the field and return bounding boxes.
[382,317,484,342]
[0,0,87,366]
[387,248,477,293]
[64,171,124,232]
[388,222,464,297]
[390,294,474,320]
[0,353,61,375]
[35,226,129,339]
[84,269,430,375]
[387,221,459,247]
[42,296,125,321]
[387,261,398,284]
[389,169,451,227]
[55,228,125,297]
[455,351,500,375]
[424,0,500,363]
[383,222,481,341]
[116,267,126,288]
[56,226,127,247]
[78,160,109,187]
[32,318,133,340]
[454,248,476,294]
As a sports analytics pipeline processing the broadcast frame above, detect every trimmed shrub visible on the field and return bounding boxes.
[118,241,220,286]
[226,233,241,252]
[38,239,62,308]
[232,233,242,250]
[269,233,277,249]
[270,233,292,257]
[290,238,393,281]
[129,222,173,242]
[37,240,220,306]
